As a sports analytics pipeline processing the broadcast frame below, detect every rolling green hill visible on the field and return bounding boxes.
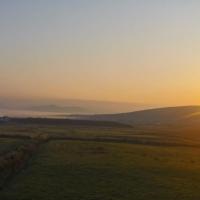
[82,106,200,125]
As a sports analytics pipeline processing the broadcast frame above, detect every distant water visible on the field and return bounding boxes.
[0,108,69,119]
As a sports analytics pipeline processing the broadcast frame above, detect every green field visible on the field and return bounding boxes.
[0,138,25,155]
[1,122,200,199]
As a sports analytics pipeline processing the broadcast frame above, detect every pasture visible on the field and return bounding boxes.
[0,120,200,199]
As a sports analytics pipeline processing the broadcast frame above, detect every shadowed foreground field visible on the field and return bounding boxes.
[1,120,200,199]
[2,141,200,200]
[0,139,25,155]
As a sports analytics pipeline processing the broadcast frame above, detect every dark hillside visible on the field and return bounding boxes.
[9,118,130,128]
[79,106,200,125]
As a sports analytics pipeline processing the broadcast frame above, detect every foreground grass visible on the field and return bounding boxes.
[0,138,25,155]
[1,140,200,200]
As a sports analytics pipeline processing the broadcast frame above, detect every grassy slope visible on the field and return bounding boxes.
[2,140,200,200]
[85,106,200,125]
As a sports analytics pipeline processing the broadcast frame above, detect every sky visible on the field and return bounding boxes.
[0,0,200,106]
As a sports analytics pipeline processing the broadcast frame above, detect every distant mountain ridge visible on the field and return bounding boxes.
[78,106,200,125]
[28,105,86,114]
[0,98,150,114]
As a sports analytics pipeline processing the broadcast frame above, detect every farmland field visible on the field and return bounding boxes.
[1,120,200,199]
[0,138,25,155]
